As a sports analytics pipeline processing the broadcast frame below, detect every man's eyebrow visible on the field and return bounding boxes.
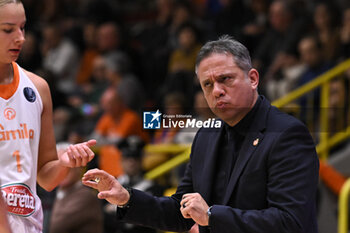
[201,78,210,83]
[0,23,16,26]
[220,70,239,77]
[218,72,232,77]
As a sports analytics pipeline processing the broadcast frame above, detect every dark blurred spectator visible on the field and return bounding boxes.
[158,70,197,110]
[17,31,42,72]
[50,54,110,143]
[158,23,202,106]
[66,55,109,121]
[340,7,350,59]
[76,21,99,85]
[297,35,333,87]
[155,0,174,26]
[132,0,175,103]
[22,0,41,29]
[49,144,103,233]
[253,0,307,91]
[90,87,149,178]
[296,35,333,128]
[265,61,306,101]
[35,69,70,142]
[167,0,195,48]
[37,184,56,233]
[326,58,350,154]
[96,21,128,58]
[143,92,192,172]
[135,0,206,105]
[37,0,64,23]
[81,0,119,24]
[41,22,80,95]
[312,1,341,62]
[103,52,145,113]
[132,0,174,103]
[153,92,191,144]
[103,136,164,233]
[212,0,247,40]
[241,0,269,55]
[328,77,349,138]
[168,23,202,74]
[94,21,135,93]
[67,57,108,121]
[81,55,110,105]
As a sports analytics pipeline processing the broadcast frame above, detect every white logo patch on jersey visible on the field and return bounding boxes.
[1,183,36,217]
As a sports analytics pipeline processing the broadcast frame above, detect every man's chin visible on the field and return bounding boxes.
[214,111,231,121]
[214,110,240,125]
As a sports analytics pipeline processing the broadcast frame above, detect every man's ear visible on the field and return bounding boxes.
[248,68,259,90]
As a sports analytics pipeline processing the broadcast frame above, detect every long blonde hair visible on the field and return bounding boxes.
[0,0,21,8]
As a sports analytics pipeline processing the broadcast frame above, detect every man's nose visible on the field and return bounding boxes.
[212,82,225,97]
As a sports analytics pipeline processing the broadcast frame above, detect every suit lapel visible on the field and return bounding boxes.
[222,131,264,204]
[222,96,270,205]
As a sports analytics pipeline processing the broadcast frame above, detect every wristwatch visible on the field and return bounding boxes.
[207,206,213,223]
[117,187,133,209]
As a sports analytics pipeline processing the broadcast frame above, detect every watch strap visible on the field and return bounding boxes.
[117,187,133,209]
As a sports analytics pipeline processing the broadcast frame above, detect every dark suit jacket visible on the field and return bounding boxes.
[117,96,319,233]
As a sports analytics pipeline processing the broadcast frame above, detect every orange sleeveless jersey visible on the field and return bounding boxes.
[0,62,44,233]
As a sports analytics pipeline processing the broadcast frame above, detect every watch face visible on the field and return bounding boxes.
[207,206,212,217]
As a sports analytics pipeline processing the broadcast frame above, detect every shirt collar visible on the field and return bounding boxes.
[224,95,262,136]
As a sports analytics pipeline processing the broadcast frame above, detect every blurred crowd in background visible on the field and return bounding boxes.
[17,0,350,232]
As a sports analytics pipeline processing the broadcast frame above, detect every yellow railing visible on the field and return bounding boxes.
[144,144,190,155]
[271,59,350,107]
[272,58,350,159]
[338,178,350,233]
[144,144,191,180]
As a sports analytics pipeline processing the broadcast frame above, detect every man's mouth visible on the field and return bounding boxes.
[215,101,227,109]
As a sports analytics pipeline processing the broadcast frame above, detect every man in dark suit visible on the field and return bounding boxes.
[82,35,319,233]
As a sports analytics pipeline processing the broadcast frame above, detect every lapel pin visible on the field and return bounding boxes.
[253,138,259,146]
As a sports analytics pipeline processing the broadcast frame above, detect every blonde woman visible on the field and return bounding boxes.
[0,1,96,232]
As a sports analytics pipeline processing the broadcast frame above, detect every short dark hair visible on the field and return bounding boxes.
[195,35,252,74]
